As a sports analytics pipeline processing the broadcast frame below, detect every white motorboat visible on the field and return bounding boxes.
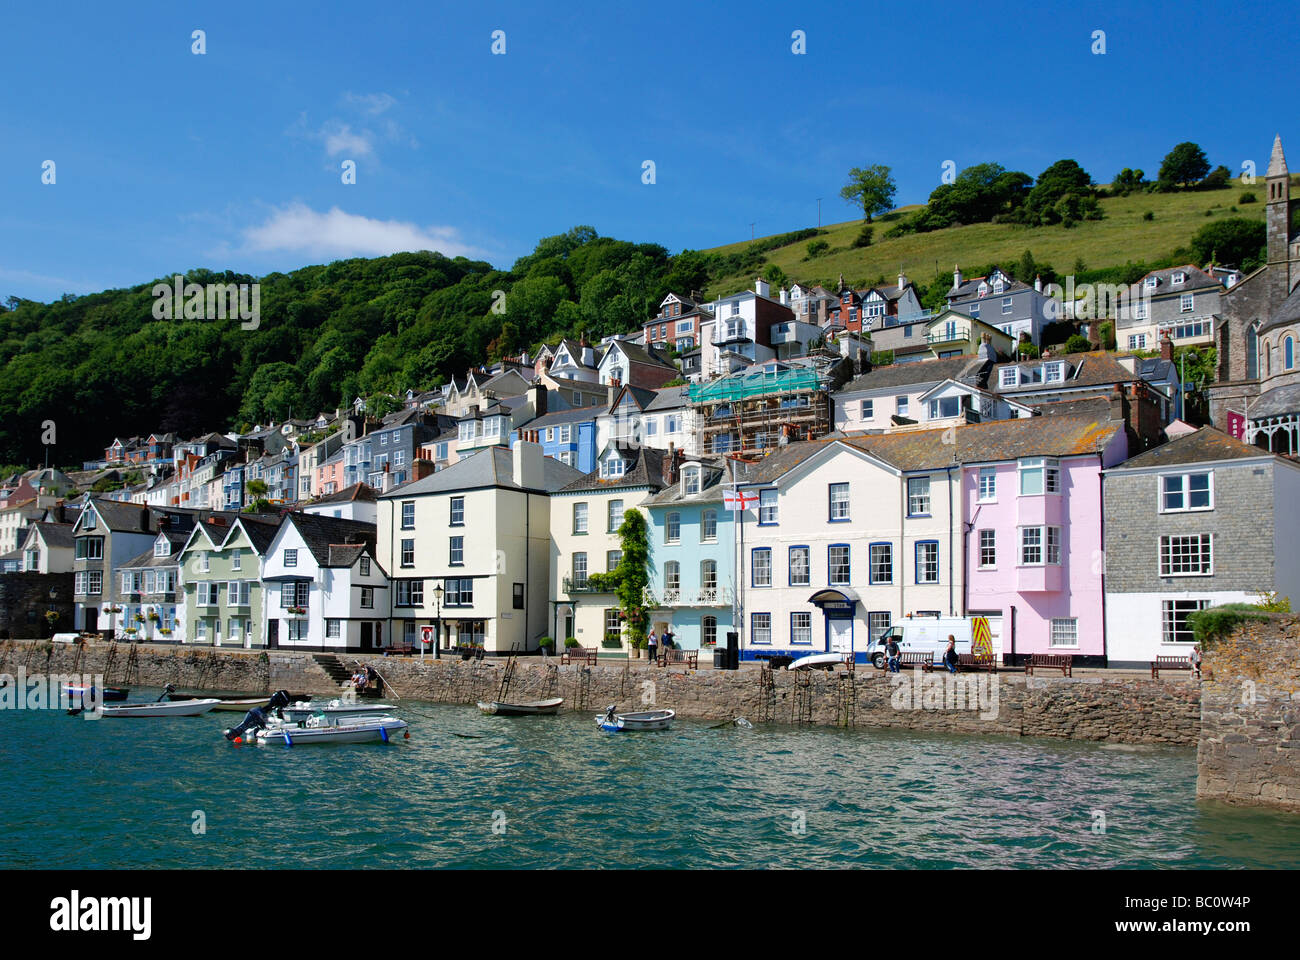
[596,706,675,732]
[787,652,850,671]
[280,699,396,723]
[239,714,410,745]
[101,698,221,718]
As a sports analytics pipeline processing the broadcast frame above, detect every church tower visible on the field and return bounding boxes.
[1266,135,1292,312]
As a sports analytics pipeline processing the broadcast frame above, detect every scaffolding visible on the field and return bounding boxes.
[689,364,833,455]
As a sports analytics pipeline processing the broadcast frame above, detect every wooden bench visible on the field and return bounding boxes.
[1025,653,1073,677]
[560,644,599,666]
[385,643,415,656]
[897,651,936,672]
[958,654,998,673]
[657,648,698,669]
[1151,655,1193,679]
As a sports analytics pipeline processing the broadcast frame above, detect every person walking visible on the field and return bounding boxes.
[943,636,960,675]
[646,627,658,664]
[1189,643,1203,680]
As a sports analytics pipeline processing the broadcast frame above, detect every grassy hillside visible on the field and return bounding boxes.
[702,182,1273,297]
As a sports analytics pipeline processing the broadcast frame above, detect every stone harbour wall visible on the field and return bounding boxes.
[1197,616,1300,810]
[0,639,1199,746]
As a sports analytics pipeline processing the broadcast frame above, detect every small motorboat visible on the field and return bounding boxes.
[787,652,850,671]
[63,685,129,702]
[242,714,409,746]
[477,697,565,716]
[102,698,221,718]
[281,699,396,723]
[596,705,675,732]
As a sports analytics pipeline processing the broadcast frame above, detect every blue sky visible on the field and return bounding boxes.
[2,0,1297,302]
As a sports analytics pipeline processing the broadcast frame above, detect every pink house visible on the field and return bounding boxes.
[962,410,1129,665]
[314,454,346,498]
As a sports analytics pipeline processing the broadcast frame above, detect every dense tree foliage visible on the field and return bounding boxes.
[1190,218,1267,271]
[1158,142,1211,190]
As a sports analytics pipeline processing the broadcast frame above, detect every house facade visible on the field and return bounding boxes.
[179,516,279,648]
[376,443,580,654]
[1102,427,1300,667]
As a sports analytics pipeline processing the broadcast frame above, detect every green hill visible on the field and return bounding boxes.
[701,182,1272,298]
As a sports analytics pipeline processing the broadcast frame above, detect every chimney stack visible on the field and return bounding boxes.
[513,440,543,490]
[1160,334,1174,363]
[1034,274,1043,293]
[953,264,963,290]
[755,277,770,299]
[779,286,789,307]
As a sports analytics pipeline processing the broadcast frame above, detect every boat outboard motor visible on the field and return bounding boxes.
[157,683,177,702]
[603,705,617,724]
[224,690,292,741]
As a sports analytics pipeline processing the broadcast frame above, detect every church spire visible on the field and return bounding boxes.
[1267,135,1288,178]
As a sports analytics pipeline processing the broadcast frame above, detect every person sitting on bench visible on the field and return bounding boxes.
[943,637,959,675]
[885,636,902,673]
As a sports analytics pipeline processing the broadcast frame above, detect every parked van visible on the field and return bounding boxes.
[866,617,974,669]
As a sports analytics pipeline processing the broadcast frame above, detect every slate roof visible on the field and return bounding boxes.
[840,355,985,393]
[558,445,668,493]
[646,458,732,506]
[949,271,1031,299]
[121,531,190,569]
[604,339,676,370]
[308,482,379,506]
[519,405,603,430]
[83,498,154,533]
[606,384,660,413]
[644,385,691,411]
[232,516,281,554]
[1250,383,1300,418]
[841,413,1124,469]
[327,543,368,567]
[283,513,377,566]
[29,522,74,549]
[1111,426,1269,470]
[1125,264,1223,299]
[992,352,1149,391]
[1260,281,1300,335]
[378,445,582,497]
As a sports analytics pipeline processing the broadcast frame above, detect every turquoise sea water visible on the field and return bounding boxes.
[2,689,1299,869]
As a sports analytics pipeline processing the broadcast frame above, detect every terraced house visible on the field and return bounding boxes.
[730,438,961,662]
[1103,427,1300,667]
[378,443,579,654]
[549,446,667,652]
[644,458,736,652]
[178,515,279,647]
[261,513,385,652]
[71,499,159,633]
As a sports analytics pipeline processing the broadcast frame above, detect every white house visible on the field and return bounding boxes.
[261,513,388,652]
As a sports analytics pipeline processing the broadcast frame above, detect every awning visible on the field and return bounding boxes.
[807,588,859,610]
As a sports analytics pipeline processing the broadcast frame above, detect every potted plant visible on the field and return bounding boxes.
[564,637,580,649]
[600,633,622,649]
[538,636,555,655]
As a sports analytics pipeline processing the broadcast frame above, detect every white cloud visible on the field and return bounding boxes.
[240,204,484,259]
[322,122,374,158]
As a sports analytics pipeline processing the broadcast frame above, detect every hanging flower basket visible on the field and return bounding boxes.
[287,606,307,616]
[133,614,145,623]
[158,628,173,636]
[147,611,160,623]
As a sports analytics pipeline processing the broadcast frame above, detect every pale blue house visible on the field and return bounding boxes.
[644,458,736,651]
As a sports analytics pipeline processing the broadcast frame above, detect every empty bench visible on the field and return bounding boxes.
[958,654,998,673]
[1025,653,1073,677]
[385,643,415,656]
[1151,655,1193,679]
[561,644,599,666]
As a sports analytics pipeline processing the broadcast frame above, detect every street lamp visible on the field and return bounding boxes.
[432,584,444,660]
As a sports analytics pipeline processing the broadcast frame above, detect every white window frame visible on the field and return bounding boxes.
[978,466,996,502]
[1049,618,1078,647]
[1159,534,1213,577]
[1160,472,1213,512]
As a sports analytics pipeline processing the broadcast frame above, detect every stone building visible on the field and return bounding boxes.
[1207,136,1300,448]
[1102,427,1300,667]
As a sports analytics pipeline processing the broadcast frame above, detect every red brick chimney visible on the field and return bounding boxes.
[1159,334,1173,362]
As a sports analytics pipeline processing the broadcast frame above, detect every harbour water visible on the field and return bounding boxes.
[2,689,1299,869]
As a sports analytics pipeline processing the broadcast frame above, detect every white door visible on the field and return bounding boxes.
[828,618,852,654]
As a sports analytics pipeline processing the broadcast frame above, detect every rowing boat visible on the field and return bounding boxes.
[477,697,564,716]
[101,698,221,718]
[596,707,675,732]
[233,714,410,745]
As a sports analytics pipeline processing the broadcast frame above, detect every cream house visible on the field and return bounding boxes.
[376,442,581,654]
[548,446,669,651]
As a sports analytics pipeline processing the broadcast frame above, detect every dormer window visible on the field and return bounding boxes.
[1172,272,1186,285]
[154,538,170,558]
[993,280,1005,294]
[1000,368,1018,388]
[682,466,701,496]
[83,512,96,531]
[1043,361,1065,383]
[602,456,626,479]
[978,282,988,297]
[1144,277,1159,289]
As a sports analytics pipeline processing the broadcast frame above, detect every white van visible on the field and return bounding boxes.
[866,617,974,669]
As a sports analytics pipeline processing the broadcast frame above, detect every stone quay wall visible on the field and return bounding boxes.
[1198,615,1300,810]
[0,639,1199,746]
